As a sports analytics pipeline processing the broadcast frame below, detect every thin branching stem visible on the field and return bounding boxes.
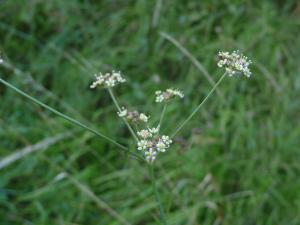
[172,72,227,137]
[107,88,138,142]
[149,164,167,225]
[0,78,124,147]
[158,103,167,132]
[0,78,145,161]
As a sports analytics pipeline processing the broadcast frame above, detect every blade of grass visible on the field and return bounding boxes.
[152,0,163,28]
[68,174,132,225]
[0,131,74,170]
[41,156,132,225]
[255,62,282,92]
[160,32,221,97]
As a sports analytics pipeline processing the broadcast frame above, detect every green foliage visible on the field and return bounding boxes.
[0,0,300,224]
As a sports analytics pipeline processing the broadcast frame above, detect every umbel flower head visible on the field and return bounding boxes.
[90,70,126,88]
[137,126,172,163]
[155,88,184,103]
[117,107,149,123]
[217,50,252,77]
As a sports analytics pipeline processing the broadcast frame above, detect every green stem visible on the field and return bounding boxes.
[172,72,227,137]
[0,77,127,150]
[158,103,167,131]
[149,165,167,225]
[107,88,138,142]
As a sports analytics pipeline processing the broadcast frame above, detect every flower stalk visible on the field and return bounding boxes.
[158,103,167,132]
[89,50,252,162]
[0,77,146,161]
[108,88,138,142]
[172,72,227,137]
[149,164,167,225]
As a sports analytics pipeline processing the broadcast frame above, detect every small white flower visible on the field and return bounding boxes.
[119,108,149,124]
[137,129,152,139]
[135,129,172,162]
[105,77,116,87]
[148,126,159,134]
[155,95,165,103]
[90,74,105,88]
[155,91,164,102]
[145,148,157,163]
[137,140,148,151]
[161,135,172,146]
[155,88,184,103]
[112,71,126,83]
[156,141,166,152]
[90,70,126,88]
[167,89,184,98]
[117,107,127,117]
[0,57,3,64]
[217,50,252,77]
[139,113,149,123]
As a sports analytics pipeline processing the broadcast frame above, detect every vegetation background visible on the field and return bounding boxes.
[0,0,300,224]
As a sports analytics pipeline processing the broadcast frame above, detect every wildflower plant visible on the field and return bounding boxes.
[136,127,172,163]
[117,107,149,123]
[0,50,252,225]
[90,71,126,88]
[155,88,184,103]
[217,50,252,77]
[90,70,180,164]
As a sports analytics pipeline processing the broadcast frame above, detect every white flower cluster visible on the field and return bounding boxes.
[217,51,252,77]
[137,126,172,163]
[155,88,184,103]
[117,107,149,123]
[137,126,159,139]
[0,57,3,64]
[90,70,126,88]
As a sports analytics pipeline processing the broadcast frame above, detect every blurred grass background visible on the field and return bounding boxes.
[0,0,300,224]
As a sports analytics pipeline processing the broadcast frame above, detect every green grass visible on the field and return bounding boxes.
[1,0,300,224]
